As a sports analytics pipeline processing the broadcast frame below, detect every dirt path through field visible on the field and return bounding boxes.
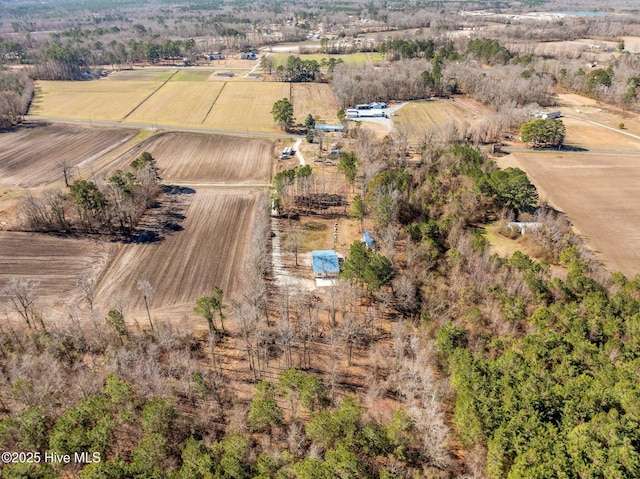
[121,70,179,120]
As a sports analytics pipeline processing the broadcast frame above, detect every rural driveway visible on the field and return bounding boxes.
[293,138,306,165]
[563,114,640,142]
[26,115,302,141]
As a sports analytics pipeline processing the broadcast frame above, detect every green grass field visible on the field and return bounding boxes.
[171,69,216,81]
[268,52,383,67]
[105,69,176,82]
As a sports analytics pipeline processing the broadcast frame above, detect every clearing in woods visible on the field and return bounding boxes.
[0,124,135,187]
[101,132,273,184]
[94,188,265,317]
[292,83,340,125]
[393,98,490,142]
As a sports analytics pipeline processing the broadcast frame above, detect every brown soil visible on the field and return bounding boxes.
[498,151,640,277]
[0,124,135,187]
[99,132,273,184]
[95,188,266,316]
[0,231,113,311]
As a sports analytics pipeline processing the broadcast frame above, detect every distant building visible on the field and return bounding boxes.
[241,52,257,60]
[314,124,345,132]
[534,111,562,119]
[210,52,225,60]
[312,250,340,278]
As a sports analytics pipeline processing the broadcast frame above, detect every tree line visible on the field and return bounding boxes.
[0,69,33,128]
[19,151,161,236]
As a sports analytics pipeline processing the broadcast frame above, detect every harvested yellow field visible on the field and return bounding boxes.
[394,98,490,142]
[125,82,225,126]
[31,80,159,121]
[292,83,340,124]
[202,81,290,132]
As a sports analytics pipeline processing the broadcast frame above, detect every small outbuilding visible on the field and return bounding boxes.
[312,250,340,278]
[362,232,375,249]
[508,222,543,235]
[314,124,345,132]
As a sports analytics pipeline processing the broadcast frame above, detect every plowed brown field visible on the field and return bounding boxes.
[0,124,135,187]
[102,132,272,184]
[0,232,112,306]
[497,151,640,277]
[95,188,265,315]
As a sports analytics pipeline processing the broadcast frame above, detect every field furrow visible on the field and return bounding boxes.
[0,125,135,187]
[99,132,272,184]
[95,189,265,313]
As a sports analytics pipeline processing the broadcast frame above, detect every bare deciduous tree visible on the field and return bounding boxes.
[137,279,155,332]
[3,278,41,331]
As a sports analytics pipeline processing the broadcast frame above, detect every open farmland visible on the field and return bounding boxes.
[201,81,290,132]
[0,124,135,187]
[30,69,288,132]
[102,132,272,184]
[124,82,225,127]
[292,83,340,124]
[95,188,265,315]
[30,80,160,121]
[105,68,177,82]
[557,93,640,140]
[561,116,640,151]
[0,232,112,310]
[393,98,490,142]
[171,69,215,81]
[498,151,640,276]
[268,52,383,67]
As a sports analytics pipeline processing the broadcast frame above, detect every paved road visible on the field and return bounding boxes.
[26,115,302,140]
